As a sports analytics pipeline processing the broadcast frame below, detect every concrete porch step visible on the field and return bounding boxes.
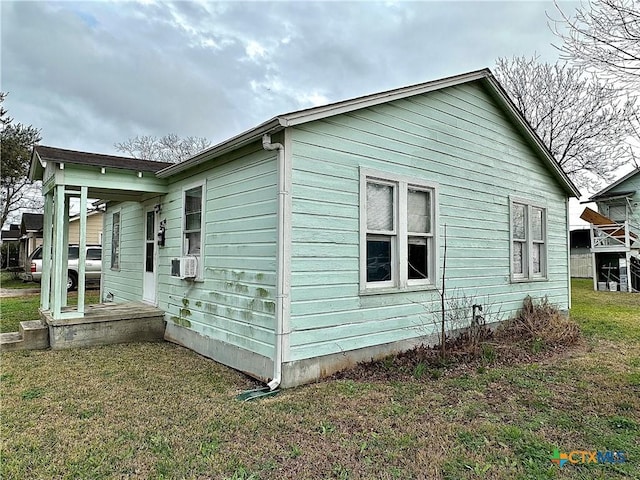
[0,321,49,352]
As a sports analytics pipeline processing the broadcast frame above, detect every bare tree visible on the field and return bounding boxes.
[1,93,42,229]
[551,0,640,89]
[551,0,640,169]
[495,56,638,189]
[114,134,211,164]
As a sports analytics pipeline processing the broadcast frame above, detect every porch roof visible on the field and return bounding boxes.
[30,146,172,177]
[30,146,171,202]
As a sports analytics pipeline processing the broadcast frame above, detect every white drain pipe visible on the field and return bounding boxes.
[263,133,285,390]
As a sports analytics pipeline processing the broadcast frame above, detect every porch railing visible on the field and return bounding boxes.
[590,221,640,251]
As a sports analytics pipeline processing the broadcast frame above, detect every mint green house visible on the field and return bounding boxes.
[31,69,580,388]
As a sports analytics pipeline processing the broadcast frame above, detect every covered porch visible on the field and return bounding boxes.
[580,207,640,292]
[30,146,172,322]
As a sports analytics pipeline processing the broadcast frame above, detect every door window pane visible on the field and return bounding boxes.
[146,211,155,241]
[367,182,393,231]
[111,212,120,269]
[408,237,428,279]
[367,237,391,282]
[145,242,154,272]
[408,189,430,234]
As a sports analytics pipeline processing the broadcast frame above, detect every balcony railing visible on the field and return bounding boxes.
[590,221,639,251]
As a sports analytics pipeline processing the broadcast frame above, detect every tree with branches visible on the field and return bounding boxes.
[552,0,640,168]
[552,0,640,89]
[114,133,211,164]
[495,55,638,189]
[1,93,42,229]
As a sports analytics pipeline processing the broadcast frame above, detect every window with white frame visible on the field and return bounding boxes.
[183,184,204,273]
[111,211,120,270]
[510,199,547,281]
[361,170,437,292]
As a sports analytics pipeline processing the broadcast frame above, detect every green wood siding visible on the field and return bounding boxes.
[288,82,570,362]
[597,172,640,227]
[102,201,145,302]
[157,144,279,359]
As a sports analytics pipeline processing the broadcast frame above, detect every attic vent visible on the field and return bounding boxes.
[171,256,198,279]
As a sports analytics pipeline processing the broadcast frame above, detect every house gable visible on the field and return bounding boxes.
[158,69,579,200]
[285,78,572,367]
[589,169,640,226]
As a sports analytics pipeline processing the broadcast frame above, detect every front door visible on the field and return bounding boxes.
[143,208,158,304]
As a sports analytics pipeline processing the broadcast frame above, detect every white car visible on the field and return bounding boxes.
[21,245,102,291]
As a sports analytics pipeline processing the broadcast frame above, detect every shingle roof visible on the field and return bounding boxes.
[21,213,43,232]
[1,226,21,241]
[34,145,173,173]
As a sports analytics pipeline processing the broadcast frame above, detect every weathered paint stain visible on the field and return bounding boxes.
[255,287,269,298]
[231,271,245,280]
[264,301,276,314]
[171,316,192,328]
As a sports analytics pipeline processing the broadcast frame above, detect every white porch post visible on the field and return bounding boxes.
[77,187,88,314]
[51,186,66,318]
[60,193,70,307]
[41,191,53,310]
[626,251,632,292]
[591,252,598,292]
[590,225,597,291]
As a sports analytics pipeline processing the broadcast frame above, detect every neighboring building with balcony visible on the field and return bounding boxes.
[580,168,640,292]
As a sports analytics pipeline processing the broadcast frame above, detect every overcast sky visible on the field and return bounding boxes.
[2,0,581,155]
[5,0,618,226]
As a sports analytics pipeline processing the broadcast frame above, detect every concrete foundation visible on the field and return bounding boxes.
[42,302,165,350]
[280,331,441,388]
[165,321,273,382]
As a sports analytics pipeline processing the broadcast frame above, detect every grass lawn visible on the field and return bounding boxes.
[0,291,101,333]
[1,280,639,479]
[0,270,37,289]
[570,278,640,342]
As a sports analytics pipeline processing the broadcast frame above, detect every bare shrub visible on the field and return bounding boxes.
[497,296,580,347]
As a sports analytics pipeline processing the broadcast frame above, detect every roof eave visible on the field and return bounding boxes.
[156,118,286,178]
[483,75,581,198]
[280,69,493,126]
[588,168,640,201]
[29,148,45,181]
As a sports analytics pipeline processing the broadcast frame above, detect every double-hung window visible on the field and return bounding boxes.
[510,198,547,281]
[360,169,437,292]
[183,183,204,277]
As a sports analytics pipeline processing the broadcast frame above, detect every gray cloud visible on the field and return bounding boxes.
[1,0,575,154]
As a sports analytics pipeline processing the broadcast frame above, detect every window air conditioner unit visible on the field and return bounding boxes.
[171,256,198,279]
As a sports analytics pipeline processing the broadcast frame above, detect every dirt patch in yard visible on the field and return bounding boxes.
[331,338,589,383]
[332,296,585,383]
